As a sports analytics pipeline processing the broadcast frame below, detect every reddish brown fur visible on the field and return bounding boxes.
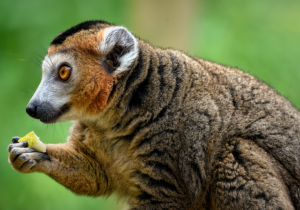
[48,26,101,56]
[70,55,116,114]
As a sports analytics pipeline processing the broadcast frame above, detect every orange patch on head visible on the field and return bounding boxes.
[48,26,104,56]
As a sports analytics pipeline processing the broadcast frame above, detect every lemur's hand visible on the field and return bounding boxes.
[8,137,50,173]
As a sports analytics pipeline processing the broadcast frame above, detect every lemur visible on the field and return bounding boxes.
[8,20,300,210]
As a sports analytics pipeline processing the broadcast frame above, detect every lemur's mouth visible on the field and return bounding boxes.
[40,103,70,124]
[26,101,70,124]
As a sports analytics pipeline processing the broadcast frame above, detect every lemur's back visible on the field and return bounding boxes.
[178,57,300,209]
[8,21,300,210]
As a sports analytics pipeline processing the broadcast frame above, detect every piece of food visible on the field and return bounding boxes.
[18,131,46,153]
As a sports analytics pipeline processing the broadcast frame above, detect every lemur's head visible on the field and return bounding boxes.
[26,20,138,123]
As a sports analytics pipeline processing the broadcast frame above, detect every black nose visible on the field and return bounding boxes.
[26,102,39,119]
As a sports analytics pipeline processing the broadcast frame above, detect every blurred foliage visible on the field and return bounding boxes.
[0,0,299,210]
[190,0,300,107]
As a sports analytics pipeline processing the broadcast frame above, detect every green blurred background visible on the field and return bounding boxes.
[1,0,299,209]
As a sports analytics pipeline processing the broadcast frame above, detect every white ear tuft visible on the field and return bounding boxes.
[99,26,138,74]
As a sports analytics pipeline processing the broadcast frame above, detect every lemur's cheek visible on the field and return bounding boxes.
[70,72,116,115]
[86,75,115,114]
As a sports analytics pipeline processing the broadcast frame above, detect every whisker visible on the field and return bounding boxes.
[29,52,43,67]
[30,52,45,66]
[25,59,42,68]
[38,44,55,68]
[15,48,47,69]
[38,43,48,55]
[47,55,55,68]
[59,123,65,137]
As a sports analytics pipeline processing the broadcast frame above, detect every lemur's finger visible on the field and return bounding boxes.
[11,152,51,172]
[19,159,38,172]
[12,136,21,143]
[9,147,36,162]
[8,141,28,152]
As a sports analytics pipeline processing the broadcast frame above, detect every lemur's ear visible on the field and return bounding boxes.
[100,26,138,74]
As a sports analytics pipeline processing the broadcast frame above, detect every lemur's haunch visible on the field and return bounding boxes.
[8,20,300,209]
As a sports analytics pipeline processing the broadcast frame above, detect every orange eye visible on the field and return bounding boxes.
[59,65,71,81]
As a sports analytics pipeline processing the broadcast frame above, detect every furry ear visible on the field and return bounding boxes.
[99,26,138,74]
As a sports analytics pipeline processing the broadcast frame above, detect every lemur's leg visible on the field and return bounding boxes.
[210,137,295,210]
[8,137,108,196]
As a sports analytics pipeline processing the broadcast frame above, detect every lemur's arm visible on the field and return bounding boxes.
[8,138,108,196]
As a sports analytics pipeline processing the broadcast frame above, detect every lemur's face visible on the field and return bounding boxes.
[26,52,77,123]
[26,21,138,123]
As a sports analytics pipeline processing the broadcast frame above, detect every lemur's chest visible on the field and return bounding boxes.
[81,127,142,197]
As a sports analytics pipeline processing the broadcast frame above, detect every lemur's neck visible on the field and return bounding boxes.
[102,40,192,137]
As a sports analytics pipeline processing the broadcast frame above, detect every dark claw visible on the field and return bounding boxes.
[12,137,21,143]
[8,144,14,152]
[22,141,28,147]
[8,141,28,152]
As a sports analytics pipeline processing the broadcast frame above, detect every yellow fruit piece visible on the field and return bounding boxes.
[18,131,46,153]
